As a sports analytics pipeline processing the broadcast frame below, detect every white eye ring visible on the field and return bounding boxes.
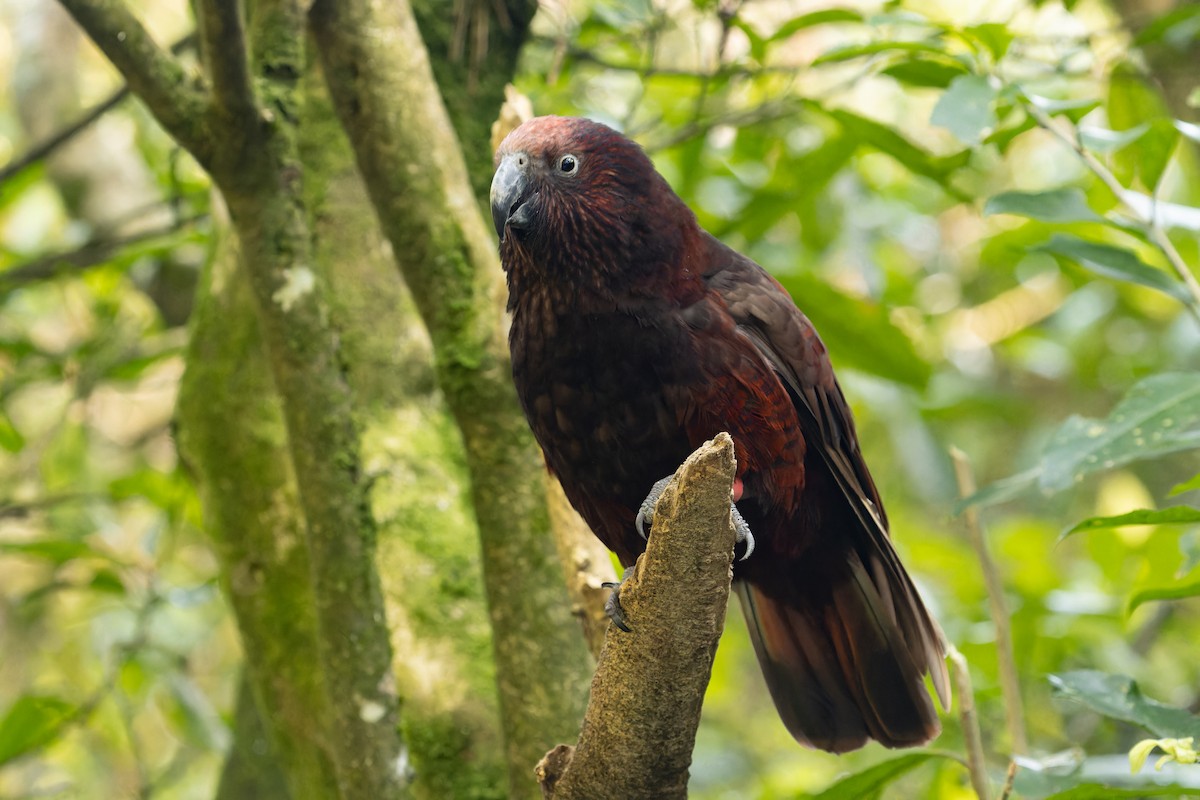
[557,154,580,175]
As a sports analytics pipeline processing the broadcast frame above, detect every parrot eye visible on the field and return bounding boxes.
[557,154,579,175]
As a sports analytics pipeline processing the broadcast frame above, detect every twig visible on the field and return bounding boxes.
[0,215,208,288]
[948,647,991,800]
[0,34,196,185]
[1020,95,1200,320]
[996,760,1018,800]
[951,447,1028,755]
[196,0,257,123]
[56,0,214,167]
[537,434,738,800]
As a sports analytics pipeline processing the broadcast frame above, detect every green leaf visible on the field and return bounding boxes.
[931,74,998,144]
[1108,63,1179,190]
[1036,234,1190,304]
[1133,4,1200,47]
[965,374,1200,509]
[778,273,931,388]
[1027,94,1102,119]
[0,695,75,765]
[1177,120,1200,144]
[0,410,24,453]
[1172,473,1200,496]
[769,8,863,42]
[984,188,1100,223]
[1050,671,1200,738]
[881,56,969,89]
[800,752,955,799]
[1015,751,1200,798]
[1046,786,1200,799]
[812,39,949,66]
[1120,192,1200,232]
[828,108,970,181]
[964,22,1014,60]
[1130,574,1200,611]
[164,675,230,750]
[1039,373,1200,492]
[1063,506,1200,538]
[1079,124,1150,153]
[0,539,101,566]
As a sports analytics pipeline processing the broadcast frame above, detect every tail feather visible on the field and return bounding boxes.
[736,545,946,753]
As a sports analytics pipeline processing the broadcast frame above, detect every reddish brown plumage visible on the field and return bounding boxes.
[492,116,949,752]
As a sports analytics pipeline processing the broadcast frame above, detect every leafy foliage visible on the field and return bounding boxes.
[3,0,1200,797]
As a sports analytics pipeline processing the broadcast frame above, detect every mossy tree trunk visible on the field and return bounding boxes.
[59,0,593,797]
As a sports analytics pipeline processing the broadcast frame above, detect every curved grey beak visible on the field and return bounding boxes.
[490,154,533,241]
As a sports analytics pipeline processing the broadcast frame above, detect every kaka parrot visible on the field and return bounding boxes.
[490,115,949,753]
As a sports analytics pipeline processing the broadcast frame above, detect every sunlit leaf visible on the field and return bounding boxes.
[1133,4,1200,47]
[1121,192,1200,232]
[164,675,230,751]
[0,695,75,766]
[778,273,931,388]
[812,39,948,66]
[964,22,1014,60]
[1046,786,1200,799]
[881,56,969,88]
[1079,124,1150,153]
[89,569,127,594]
[828,108,970,181]
[1015,751,1200,798]
[1108,63,1179,190]
[1027,95,1102,118]
[931,74,997,144]
[1050,672,1200,738]
[965,374,1200,508]
[1130,568,1200,612]
[1063,506,1200,538]
[984,188,1100,223]
[1036,235,1190,304]
[1172,473,1200,496]
[0,539,102,566]
[1177,120,1200,144]
[769,8,863,42]
[0,410,24,453]
[1040,373,1200,492]
[800,752,957,799]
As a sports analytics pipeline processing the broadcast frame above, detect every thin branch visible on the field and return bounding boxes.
[55,0,214,167]
[948,647,991,800]
[538,435,738,800]
[997,760,1018,800]
[0,90,127,183]
[0,33,197,186]
[196,0,257,124]
[1020,95,1200,319]
[951,447,1028,756]
[0,215,208,288]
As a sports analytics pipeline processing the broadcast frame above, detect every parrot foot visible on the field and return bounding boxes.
[635,476,755,561]
[601,566,636,632]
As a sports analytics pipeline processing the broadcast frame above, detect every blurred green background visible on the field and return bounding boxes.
[1,0,1199,797]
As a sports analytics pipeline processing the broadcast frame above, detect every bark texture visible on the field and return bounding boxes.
[538,435,738,800]
[308,1,593,795]
[59,1,407,795]
[177,229,341,800]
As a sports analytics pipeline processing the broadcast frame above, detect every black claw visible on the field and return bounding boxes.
[602,566,636,632]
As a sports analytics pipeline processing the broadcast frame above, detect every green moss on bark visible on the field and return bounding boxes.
[303,72,507,799]
[309,2,593,795]
[177,233,340,800]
